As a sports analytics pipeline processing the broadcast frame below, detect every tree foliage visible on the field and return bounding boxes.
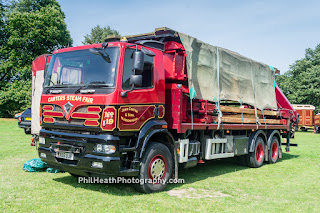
[0,0,72,117]
[277,44,320,112]
[82,25,120,45]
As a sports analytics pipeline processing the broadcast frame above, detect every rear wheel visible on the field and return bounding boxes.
[246,136,265,168]
[136,142,173,193]
[268,136,279,164]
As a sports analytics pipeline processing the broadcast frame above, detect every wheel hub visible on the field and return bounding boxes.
[148,155,167,181]
[256,143,263,162]
[271,142,278,159]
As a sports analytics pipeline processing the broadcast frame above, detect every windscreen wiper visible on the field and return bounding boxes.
[44,84,66,94]
[75,83,110,94]
[89,48,111,63]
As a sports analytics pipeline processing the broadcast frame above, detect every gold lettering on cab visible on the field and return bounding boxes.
[47,95,93,104]
[101,107,116,131]
[104,111,115,125]
[120,107,139,123]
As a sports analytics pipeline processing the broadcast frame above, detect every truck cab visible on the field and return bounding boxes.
[38,37,172,191]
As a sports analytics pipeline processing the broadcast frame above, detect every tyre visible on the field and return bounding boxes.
[268,136,279,164]
[69,173,81,178]
[246,136,265,168]
[136,142,173,193]
[24,128,31,134]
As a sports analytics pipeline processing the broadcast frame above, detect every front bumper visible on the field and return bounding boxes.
[38,129,137,177]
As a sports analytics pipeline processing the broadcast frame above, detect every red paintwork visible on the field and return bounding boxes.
[101,107,116,131]
[179,123,287,132]
[271,141,278,160]
[118,105,156,131]
[148,154,167,183]
[71,112,100,119]
[158,105,165,118]
[164,41,187,80]
[87,106,101,113]
[53,43,103,54]
[43,111,64,118]
[256,143,263,162]
[275,83,298,124]
[43,105,53,111]
[43,117,54,123]
[32,54,50,76]
[315,114,320,126]
[84,120,99,127]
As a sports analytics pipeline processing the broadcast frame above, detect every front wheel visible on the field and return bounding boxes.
[246,136,265,168]
[24,128,31,134]
[136,142,173,193]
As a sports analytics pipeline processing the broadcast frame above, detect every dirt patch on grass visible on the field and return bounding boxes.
[168,188,231,199]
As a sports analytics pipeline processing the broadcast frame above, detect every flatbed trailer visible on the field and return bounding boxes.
[36,27,298,193]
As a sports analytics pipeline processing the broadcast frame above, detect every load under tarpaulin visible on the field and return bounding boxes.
[179,32,277,110]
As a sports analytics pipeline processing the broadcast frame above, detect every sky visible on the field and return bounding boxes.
[57,0,320,73]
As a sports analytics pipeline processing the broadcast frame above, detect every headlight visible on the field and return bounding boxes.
[92,162,103,169]
[94,144,116,154]
[39,136,45,144]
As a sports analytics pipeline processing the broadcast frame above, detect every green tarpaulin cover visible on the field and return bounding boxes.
[179,32,277,110]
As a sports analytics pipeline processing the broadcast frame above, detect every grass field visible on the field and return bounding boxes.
[0,118,319,212]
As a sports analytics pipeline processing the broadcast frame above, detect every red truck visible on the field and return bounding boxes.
[36,27,298,193]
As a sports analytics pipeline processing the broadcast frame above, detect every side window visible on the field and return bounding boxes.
[122,48,153,90]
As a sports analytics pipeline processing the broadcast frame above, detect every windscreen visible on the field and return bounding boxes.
[44,47,120,87]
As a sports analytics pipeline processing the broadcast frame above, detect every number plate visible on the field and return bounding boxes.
[56,151,74,160]
[25,117,31,121]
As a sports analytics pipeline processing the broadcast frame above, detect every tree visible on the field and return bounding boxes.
[82,25,120,45]
[277,44,320,112]
[0,0,72,117]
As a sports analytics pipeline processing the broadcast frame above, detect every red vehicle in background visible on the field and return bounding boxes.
[33,28,298,193]
[292,104,315,132]
[314,114,320,133]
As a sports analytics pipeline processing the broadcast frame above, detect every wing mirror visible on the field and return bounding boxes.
[121,49,149,98]
[133,51,144,74]
[129,75,142,87]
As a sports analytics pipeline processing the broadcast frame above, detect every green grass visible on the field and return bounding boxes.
[0,118,320,212]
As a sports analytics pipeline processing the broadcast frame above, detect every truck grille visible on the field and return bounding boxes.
[42,104,102,127]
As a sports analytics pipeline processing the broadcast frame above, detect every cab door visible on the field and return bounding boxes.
[117,47,164,131]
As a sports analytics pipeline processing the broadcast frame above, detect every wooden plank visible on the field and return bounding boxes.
[222,116,281,124]
[223,114,258,119]
[220,106,279,116]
